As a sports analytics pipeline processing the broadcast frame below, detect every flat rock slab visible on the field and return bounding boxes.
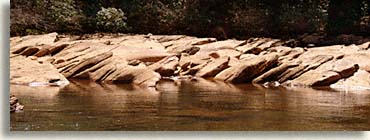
[331,70,370,90]
[10,55,69,86]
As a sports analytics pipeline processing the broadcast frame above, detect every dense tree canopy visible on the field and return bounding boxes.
[10,0,370,38]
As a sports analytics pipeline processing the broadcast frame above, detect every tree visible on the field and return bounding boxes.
[327,0,363,35]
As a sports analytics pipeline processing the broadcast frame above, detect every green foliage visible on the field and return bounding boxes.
[41,0,82,31]
[49,0,79,23]
[10,0,370,37]
[96,7,128,32]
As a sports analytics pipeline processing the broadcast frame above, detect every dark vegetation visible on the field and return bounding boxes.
[10,0,370,39]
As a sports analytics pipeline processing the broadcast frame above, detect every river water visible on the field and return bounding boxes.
[10,78,370,131]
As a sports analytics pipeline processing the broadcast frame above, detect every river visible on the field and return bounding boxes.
[10,78,370,130]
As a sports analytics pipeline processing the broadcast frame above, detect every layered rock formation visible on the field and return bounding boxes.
[10,32,370,90]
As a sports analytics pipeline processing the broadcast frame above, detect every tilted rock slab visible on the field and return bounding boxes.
[215,53,279,83]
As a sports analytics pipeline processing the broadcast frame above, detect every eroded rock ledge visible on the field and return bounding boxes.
[10,32,370,90]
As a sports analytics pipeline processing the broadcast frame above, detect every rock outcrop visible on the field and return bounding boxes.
[10,33,370,90]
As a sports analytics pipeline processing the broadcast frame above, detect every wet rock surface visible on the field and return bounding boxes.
[10,33,370,90]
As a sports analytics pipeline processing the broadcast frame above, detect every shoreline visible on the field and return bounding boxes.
[9,32,370,91]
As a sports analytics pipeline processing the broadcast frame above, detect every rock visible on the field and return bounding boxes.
[151,35,187,43]
[253,63,298,84]
[148,56,179,76]
[111,64,161,87]
[195,39,245,53]
[340,53,370,72]
[10,95,18,106]
[10,33,370,88]
[284,57,359,87]
[181,46,200,55]
[275,47,305,64]
[209,49,242,58]
[180,60,210,76]
[358,42,370,50]
[10,95,24,113]
[236,38,271,54]
[89,61,161,87]
[179,53,211,70]
[330,70,370,90]
[285,71,342,87]
[10,36,22,47]
[195,56,230,77]
[277,55,334,83]
[165,37,216,53]
[215,53,278,83]
[116,36,164,49]
[60,52,113,78]
[13,44,69,57]
[10,32,58,53]
[128,59,142,66]
[239,54,258,61]
[112,44,171,62]
[10,55,69,86]
[331,58,360,78]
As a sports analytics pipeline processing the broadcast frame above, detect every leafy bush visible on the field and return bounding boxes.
[96,7,128,32]
[41,0,83,32]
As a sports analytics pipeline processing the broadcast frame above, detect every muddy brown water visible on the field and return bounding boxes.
[10,79,370,131]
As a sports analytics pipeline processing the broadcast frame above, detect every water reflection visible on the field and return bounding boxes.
[10,79,370,130]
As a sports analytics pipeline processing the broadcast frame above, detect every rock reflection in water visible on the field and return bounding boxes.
[10,79,370,130]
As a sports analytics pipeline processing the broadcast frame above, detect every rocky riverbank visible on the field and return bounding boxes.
[10,32,370,90]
